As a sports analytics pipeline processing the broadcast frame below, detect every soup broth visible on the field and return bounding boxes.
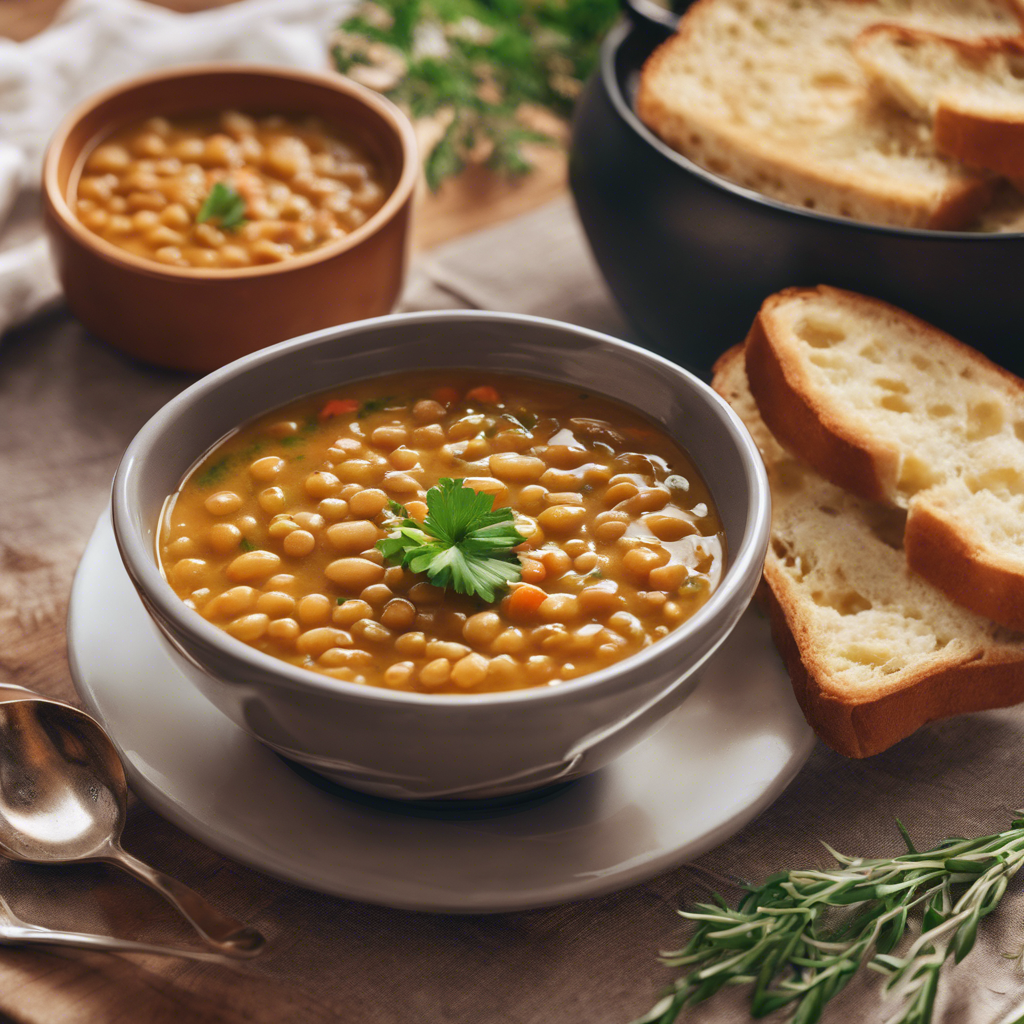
[159,372,725,694]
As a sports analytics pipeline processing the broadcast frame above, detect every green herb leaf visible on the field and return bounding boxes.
[637,817,1024,1024]
[196,181,247,230]
[196,455,231,489]
[358,396,396,419]
[376,477,526,602]
[332,0,619,189]
[239,538,255,552]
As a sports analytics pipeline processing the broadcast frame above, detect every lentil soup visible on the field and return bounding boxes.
[73,110,387,269]
[158,373,725,694]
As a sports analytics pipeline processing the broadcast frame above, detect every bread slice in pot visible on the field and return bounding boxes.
[714,346,1024,757]
[744,285,1024,630]
[854,25,1024,179]
[634,0,1024,228]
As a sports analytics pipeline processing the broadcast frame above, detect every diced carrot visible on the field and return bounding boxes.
[519,559,547,585]
[502,583,548,620]
[466,385,500,404]
[432,386,459,406]
[318,398,359,421]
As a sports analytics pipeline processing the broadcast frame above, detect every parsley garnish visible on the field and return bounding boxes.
[279,417,318,448]
[193,440,263,490]
[376,478,526,602]
[239,538,255,552]
[196,181,247,231]
[358,396,396,419]
[196,455,232,489]
[331,0,618,190]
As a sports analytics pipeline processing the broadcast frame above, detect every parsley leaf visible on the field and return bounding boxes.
[331,0,619,190]
[376,478,526,602]
[358,396,396,419]
[196,181,247,231]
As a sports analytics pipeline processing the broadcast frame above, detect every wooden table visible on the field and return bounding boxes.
[0,6,618,1023]
[12,9,1024,1024]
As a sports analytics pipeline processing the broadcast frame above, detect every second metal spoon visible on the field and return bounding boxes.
[0,691,264,958]
[0,890,239,963]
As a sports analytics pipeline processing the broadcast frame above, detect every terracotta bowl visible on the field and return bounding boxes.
[42,65,418,373]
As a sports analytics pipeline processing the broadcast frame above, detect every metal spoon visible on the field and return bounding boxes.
[0,890,240,963]
[0,689,264,958]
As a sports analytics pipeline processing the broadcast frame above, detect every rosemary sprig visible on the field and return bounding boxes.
[637,816,1024,1024]
[331,0,619,189]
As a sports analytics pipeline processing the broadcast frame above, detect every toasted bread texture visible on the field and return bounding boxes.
[713,345,1024,757]
[634,0,1024,228]
[853,25,1024,178]
[744,285,1024,631]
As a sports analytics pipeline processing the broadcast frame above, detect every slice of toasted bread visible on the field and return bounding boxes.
[853,25,1024,178]
[744,285,1024,631]
[714,345,1024,757]
[634,0,1024,229]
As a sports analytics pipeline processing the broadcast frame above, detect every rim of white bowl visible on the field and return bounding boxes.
[112,310,771,709]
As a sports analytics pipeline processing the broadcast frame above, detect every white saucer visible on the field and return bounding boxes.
[67,510,815,914]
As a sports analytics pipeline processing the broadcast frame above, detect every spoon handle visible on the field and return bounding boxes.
[103,847,265,959]
[0,923,240,963]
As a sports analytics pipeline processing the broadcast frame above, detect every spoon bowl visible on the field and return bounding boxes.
[0,691,264,958]
[0,700,126,862]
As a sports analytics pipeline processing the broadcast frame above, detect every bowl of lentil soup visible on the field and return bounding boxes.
[112,311,770,801]
[42,65,416,372]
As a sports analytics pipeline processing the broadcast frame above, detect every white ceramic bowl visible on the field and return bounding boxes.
[112,312,770,801]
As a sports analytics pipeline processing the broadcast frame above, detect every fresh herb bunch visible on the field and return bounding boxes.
[637,817,1024,1024]
[377,478,527,601]
[196,181,246,230]
[331,0,619,189]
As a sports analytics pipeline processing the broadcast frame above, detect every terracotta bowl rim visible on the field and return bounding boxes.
[42,62,419,280]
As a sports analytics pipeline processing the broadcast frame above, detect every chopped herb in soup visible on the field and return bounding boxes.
[158,373,726,694]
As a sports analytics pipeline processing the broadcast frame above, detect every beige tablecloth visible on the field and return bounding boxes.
[2,199,1023,1024]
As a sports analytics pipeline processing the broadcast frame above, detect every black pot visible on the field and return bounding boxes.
[569,4,1024,377]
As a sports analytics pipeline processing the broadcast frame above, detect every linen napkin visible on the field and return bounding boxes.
[0,0,356,339]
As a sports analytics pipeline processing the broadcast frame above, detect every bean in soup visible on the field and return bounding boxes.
[73,111,387,269]
[158,373,726,694]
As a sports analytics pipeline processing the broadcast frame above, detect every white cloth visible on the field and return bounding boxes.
[0,0,356,337]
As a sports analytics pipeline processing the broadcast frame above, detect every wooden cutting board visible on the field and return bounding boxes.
[0,0,568,250]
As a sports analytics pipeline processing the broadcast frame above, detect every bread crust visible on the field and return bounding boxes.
[936,103,1024,178]
[745,286,1024,631]
[906,498,1024,631]
[744,287,900,502]
[765,571,1024,757]
[853,24,1024,178]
